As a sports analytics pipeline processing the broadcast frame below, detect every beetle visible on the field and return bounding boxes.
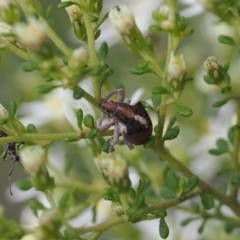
[98,89,152,152]
[0,130,24,195]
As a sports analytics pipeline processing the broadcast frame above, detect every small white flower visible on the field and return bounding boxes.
[168,52,187,81]
[14,17,47,50]
[20,145,45,174]
[109,5,136,35]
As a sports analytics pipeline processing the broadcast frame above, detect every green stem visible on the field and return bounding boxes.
[0,132,84,144]
[44,19,71,55]
[76,189,200,234]
[153,146,240,216]
[175,205,240,225]
[230,101,240,197]
[4,44,29,60]
[81,3,101,103]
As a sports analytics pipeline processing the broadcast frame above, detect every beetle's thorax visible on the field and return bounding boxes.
[100,101,118,113]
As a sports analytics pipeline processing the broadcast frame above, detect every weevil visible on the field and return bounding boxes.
[0,130,24,195]
[98,89,152,152]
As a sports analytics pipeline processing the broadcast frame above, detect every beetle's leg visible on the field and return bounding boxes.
[98,114,116,132]
[102,89,125,103]
[122,133,134,150]
[109,122,121,152]
[2,148,8,160]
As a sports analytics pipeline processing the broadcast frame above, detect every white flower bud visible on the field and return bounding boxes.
[158,3,170,18]
[14,17,47,51]
[168,52,187,81]
[61,0,82,22]
[0,104,8,119]
[20,145,45,174]
[68,47,88,72]
[203,56,219,72]
[94,153,129,187]
[109,5,136,35]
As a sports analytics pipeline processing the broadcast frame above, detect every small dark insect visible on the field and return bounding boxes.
[0,130,24,195]
[98,89,152,152]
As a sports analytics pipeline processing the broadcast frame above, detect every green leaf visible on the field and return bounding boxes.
[22,61,38,72]
[167,116,177,131]
[163,126,180,141]
[216,138,229,152]
[146,37,154,56]
[221,85,231,94]
[83,114,95,129]
[137,177,146,196]
[181,217,196,227]
[182,175,198,195]
[29,199,45,216]
[218,35,236,46]
[152,87,169,94]
[208,149,224,155]
[36,84,57,94]
[16,179,33,190]
[94,29,101,40]
[130,60,151,75]
[228,125,240,144]
[76,109,83,130]
[58,1,76,8]
[99,42,108,62]
[151,93,161,107]
[27,123,37,133]
[174,102,193,117]
[166,171,179,193]
[8,101,17,120]
[86,128,98,139]
[99,68,113,88]
[89,14,99,22]
[102,139,110,153]
[201,193,214,210]
[160,187,176,200]
[198,219,207,234]
[156,209,167,218]
[159,217,169,239]
[46,4,56,18]
[203,75,214,84]
[59,192,70,211]
[128,188,136,200]
[64,159,73,175]
[143,136,156,148]
[73,85,84,100]
[126,195,145,216]
[212,98,229,107]
[225,222,240,233]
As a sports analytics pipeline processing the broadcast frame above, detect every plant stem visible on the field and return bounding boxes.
[81,3,101,103]
[153,146,240,217]
[230,101,240,197]
[4,44,29,60]
[76,189,200,234]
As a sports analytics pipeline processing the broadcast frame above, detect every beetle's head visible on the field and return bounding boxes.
[100,101,118,114]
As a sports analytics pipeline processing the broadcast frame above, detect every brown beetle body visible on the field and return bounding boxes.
[98,89,152,152]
